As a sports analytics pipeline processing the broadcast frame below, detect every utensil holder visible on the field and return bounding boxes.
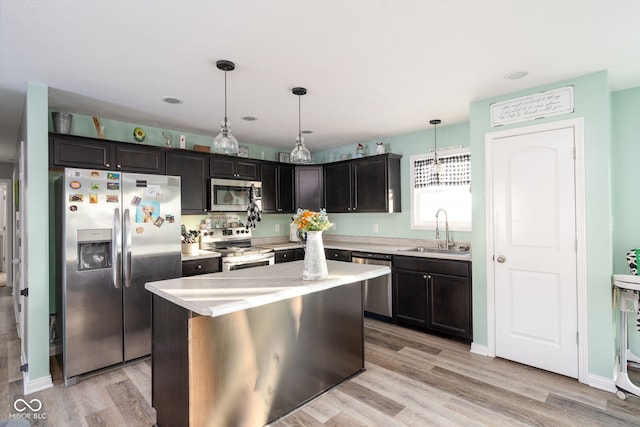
[182,243,199,255]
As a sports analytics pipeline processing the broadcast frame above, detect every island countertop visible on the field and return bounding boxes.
[145,260,390,317]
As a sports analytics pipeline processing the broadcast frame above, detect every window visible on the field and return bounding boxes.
[410,148,471,231]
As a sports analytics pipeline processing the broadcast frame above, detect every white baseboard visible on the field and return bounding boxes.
[23,372,53,395]
[20,349,54,395]
[588,373,616,393]
[470,342,490,356]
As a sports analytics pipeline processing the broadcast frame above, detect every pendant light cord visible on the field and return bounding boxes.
[298,94,302,140]
[224,70,228,123]
[434,122,437,153]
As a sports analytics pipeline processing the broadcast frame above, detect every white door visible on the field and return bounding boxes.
[491,126,578,378]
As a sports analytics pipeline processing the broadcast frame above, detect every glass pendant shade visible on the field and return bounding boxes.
[429,119,442,176]
[212,59,239,155]
[290,87,312,164]
[291,135,312,164]
[213,119,239,155]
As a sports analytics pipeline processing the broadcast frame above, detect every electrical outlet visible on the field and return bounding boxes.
[275,224,280,232]
[373,224,379,232]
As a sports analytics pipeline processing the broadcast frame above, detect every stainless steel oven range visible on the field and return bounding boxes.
[200,226,274,271]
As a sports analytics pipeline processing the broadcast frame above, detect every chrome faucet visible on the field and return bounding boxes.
[435,208,454,249]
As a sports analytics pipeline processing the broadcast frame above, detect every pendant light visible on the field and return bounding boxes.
[429,119,443,175]
[290,87,312,164]
[212,60,239,155]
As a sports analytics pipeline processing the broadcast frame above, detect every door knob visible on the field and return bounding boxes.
[496,255,506,263]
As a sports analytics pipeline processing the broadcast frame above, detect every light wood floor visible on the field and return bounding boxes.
[1,286,639,426]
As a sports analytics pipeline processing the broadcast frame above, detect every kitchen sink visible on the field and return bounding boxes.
[400,246,470,254]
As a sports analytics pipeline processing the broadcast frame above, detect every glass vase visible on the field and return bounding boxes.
[300,230,328,280]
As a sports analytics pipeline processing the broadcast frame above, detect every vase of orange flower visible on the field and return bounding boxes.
[293,209,333,280]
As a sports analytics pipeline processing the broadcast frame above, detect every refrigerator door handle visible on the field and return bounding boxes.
[123,208,132,288]
[113,208,122,288]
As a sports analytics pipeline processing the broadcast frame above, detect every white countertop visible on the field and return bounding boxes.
[181,250,222,261]
[613,274,640,291]
[146,260,390,317]
[259,241,472,261]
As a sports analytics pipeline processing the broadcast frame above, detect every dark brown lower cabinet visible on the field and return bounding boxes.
[181,257,221,276]
[393,256,472,341]
[274,248,306,263]
[393,269,428,328]
[325,248,352,262]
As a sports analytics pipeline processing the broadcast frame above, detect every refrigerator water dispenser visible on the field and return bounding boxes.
[77,229,112,271]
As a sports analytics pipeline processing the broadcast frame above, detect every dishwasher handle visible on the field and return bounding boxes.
[351,251,392,261]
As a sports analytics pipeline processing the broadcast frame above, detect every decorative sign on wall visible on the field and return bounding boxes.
[490,86,574,127]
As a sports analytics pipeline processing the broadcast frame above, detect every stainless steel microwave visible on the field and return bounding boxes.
[210,178,262,212]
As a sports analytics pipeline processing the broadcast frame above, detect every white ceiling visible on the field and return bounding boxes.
[1,0,639,163]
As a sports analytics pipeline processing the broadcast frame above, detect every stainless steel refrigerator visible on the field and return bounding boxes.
[56,168,181,384]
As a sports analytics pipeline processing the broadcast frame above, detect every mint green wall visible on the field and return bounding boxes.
[26,83,51,382]
[470,71,615,379]
[313,122,471,241]
[48,111,285,162]
[611,87,640,354]
[61,112,473,242]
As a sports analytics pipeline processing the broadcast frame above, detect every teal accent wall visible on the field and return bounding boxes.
[48,111,285,162]
[26,82,51,382]
[470,71,615,379]
[611,86,640,354]
[313,122,471,241]
[56,112,472,242]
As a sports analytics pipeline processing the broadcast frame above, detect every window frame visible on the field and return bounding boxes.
[410,147,472,232]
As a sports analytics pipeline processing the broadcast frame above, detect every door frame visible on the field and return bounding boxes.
[484,117,588,384]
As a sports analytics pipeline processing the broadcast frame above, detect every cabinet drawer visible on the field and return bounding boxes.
[325,248,352,262]
[182,258,221,276]
[393,256,470,277]
[275,249,296,263]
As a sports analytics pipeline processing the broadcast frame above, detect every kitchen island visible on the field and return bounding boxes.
[145,260,391,427]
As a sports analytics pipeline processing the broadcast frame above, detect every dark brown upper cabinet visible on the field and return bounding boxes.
[210,154,261,180]
[165,151,210,213]
[295,165,324,211]
[261,162,295,214]
[323,154,401,213]
[49,134,164,174]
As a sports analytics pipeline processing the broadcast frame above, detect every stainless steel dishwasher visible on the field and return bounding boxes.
[351,251,393,319]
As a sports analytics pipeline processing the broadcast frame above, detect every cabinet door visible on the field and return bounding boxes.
[115,144,165,174]
[50,135,113,169]
[166,151,209,213]
[209,156,236,178]
[295,165,323,211]
[325,248,351,262]
[261,163,295,213]
[182,258,221,277]
[261,163,278,213]
[277,164,295,213]
[323,162,352,213]
[427,274,472,340]
[210,156,260,179]
[235,159,261,180]
[275,249,296,264]
[393,269,428,327]
[354,156,388,212]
